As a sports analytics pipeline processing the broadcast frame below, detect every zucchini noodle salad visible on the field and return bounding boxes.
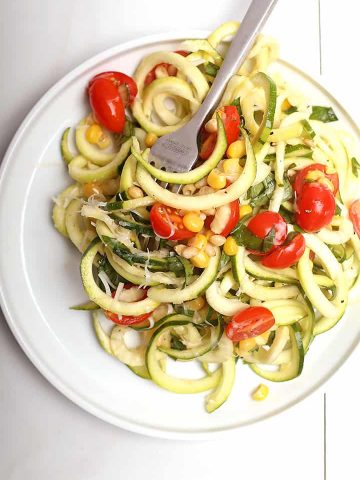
[53,22,360,413]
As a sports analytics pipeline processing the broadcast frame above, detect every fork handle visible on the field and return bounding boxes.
[187,0,277,129]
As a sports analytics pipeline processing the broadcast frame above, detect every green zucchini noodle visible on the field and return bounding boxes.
[52,22,360,413]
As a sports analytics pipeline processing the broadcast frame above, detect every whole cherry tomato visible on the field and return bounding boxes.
[88,77,125,133]
[150,203,194,240]
[246,211,288,255]
[293,163,339,196]
[261,232,305,269]
[226,306,275,342]
[295,182,335,232]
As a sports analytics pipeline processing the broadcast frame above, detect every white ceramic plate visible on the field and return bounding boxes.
[0,32,359,440]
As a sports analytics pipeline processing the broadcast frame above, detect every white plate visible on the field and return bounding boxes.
[0,32,359,440]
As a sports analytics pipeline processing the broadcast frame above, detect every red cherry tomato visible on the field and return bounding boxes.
[226,306,275,342]
[295,182,335,232]
[88,78,125,133]
[349,199,360,238]
[104,288,151,325]
[199,132,217,160]
[220,200,240,237]
[247,211,288,255]
[89,71,137,107]
[175,50,189,57]
[150,203,194,240]
[293,163,339,196]
[104,310,152,326]
[218,105,241,144]
[261,232,306,269]
[199,106,240,160]
[144,50,189,86]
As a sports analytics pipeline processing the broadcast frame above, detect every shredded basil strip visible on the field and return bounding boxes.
[279,206,294,224]
[98,255,127,288]
[351,157,360,177]
[310,106,338,123]
[282,176,294,202]
[262,227,276,253]
[302,120,316,139]
[230,97,243,118]
[249,175,276,207]
[114,117,135,146]
[285,105,298,115]
[170,334,187,351]
[232,223,263,251]
[110,214,154,235]
[204,62,219,77]
[102,236,185,275]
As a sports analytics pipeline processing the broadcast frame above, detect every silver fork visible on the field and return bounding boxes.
[148,0,278,178]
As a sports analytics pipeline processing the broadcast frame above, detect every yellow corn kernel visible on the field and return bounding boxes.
[184,296,206,311]
[191,250,210,268]
[252,384,269,401]
[145,132,158,148]
[86,124,103,144]
[97,134,111,149]
[241,338,257,351]
[281,98,292,112]
[188,233,207,250]
[183,212,204,233]
[238,337,257,354]
[83,182,102,198]
[239,204,253,220]
[226,139,246,159]
[223,236,238,256]
[207,169,227,189]
[223,158,242,174]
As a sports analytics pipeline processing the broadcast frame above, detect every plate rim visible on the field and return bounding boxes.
[0,30,359,440]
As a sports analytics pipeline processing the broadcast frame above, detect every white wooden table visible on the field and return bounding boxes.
[0,1,358,478]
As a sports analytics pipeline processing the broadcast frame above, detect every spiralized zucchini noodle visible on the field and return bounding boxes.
[53,22,360,413]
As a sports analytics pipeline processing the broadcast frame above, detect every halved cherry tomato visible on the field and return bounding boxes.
[175,50,189,57]
[349,199,360,238]
[88,77,125,133]
[204,200,239,237]
[150,203,194,240]
[144,50,189,86]
[219,105,241,144]
[293,163,339,196]
[199,106,241,160]
[104,288,151,325]
[104,311,152,326]
[226,306,275,342]
[247,211,288,255]
[199,132,217,160]
[295,182,335,232]
[89,71,138,107]
[261,232,305,269]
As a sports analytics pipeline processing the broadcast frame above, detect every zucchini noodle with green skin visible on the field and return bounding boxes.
[52,22,360,413]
